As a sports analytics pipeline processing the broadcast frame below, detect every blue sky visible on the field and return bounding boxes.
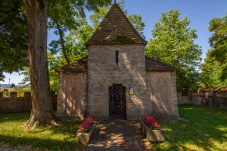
[1,0,227,85]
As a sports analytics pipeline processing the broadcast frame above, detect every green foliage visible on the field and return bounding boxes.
[3,89,9,96]
[145,9,202,90]
[200,50,227,88]
[208,14,227,81]
[0,0,28,79]
[48,0,112,64]
[0,72,5,82]
[18,67,30,87]
[14,88,30,97]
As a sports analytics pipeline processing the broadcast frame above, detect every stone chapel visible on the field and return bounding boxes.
[56,4,179,120]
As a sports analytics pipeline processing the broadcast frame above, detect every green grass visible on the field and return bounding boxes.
[0,113,83,151]
[155,106,227,151]
[0,106,226,151]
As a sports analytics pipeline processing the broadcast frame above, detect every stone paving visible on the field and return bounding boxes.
[86,120,154,151]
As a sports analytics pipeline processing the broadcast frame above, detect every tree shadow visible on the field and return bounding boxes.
[155,106,227,151]
[0,113,84,151]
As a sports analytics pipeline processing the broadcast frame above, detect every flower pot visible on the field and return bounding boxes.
[140,122,165,142]
[76,121,96,146]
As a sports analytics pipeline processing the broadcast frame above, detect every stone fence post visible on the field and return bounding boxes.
[213,88,221,108]
[24,92,31,101]
[187,89,193,102]
[199,89,206,106]
[10,92,17,101]
[0,92,3,101]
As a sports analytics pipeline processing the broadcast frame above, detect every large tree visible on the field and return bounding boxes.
[25,0,112,128]
[145,9,202,90]
[209,14,227,80]
[25,0,57,128]
[0,0,28,81]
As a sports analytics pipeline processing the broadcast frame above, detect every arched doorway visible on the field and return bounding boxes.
[109,84,126,120]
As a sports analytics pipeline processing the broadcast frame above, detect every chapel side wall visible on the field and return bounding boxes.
[146,71,179,119]
[57,72,87,119]
[87,45,151,120]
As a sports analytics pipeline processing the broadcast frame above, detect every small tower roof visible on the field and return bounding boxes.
[86,4,147,46]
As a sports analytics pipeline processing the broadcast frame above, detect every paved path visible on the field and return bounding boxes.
[86,120,153,151]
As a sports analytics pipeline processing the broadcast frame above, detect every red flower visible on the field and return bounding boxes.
[142,115,160,129]
[79,116,95,132]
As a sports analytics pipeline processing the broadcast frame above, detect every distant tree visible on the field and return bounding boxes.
[209,14,227,80]
[145,9,202,90]
[10,83,15,88]
[200,50,227,88]
[48,0,112,64]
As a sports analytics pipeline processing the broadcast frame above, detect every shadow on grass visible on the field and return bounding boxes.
[0,135,84,151]
[155,106,227,151]
[0,112,84,151]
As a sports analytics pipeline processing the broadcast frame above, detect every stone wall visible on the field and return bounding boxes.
[146,71,179,119]
[87,45,151,120]
[177,88,227,109]
[57,72,87,119]
[0,91,57,113]
[0,92,32,113]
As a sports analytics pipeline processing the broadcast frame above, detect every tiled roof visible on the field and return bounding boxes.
[86,4,147,46]
[56,57,87,73]
[57,56,176,73]
[145,56,176,71]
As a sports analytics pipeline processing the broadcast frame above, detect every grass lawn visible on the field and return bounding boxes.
[0,113,83,151]
[0,106,226,151]
[155,105,227,151]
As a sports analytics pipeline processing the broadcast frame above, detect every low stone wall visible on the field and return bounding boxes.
[177,88,227,109]
[0,92,57,113]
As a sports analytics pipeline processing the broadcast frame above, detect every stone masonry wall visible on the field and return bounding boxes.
[146,71,179,119]
[57,72,87,119]
[0,91,57,113]
[0,92,32,113]
[87,45,151,120]
[178,88,227,109]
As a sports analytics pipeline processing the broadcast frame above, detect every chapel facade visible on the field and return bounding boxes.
[56,4,179,120]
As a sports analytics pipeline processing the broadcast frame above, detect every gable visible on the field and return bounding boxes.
[86,4,147,46]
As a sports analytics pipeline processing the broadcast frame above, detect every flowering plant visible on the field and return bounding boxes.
[79,116,95,133]
[142,115,160,129]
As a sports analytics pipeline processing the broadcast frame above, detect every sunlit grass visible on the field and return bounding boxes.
[0,106,226,151]
[155,106,227,151]
[0,112,83,151]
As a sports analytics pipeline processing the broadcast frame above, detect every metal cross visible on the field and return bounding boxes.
[114,0,116,4]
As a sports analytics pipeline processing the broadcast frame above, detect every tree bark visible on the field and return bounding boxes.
[56,23,71,64]
[25,0,58,128]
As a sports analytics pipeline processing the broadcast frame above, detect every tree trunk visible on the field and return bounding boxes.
[25,0,58,128]
[56,23,71,64]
